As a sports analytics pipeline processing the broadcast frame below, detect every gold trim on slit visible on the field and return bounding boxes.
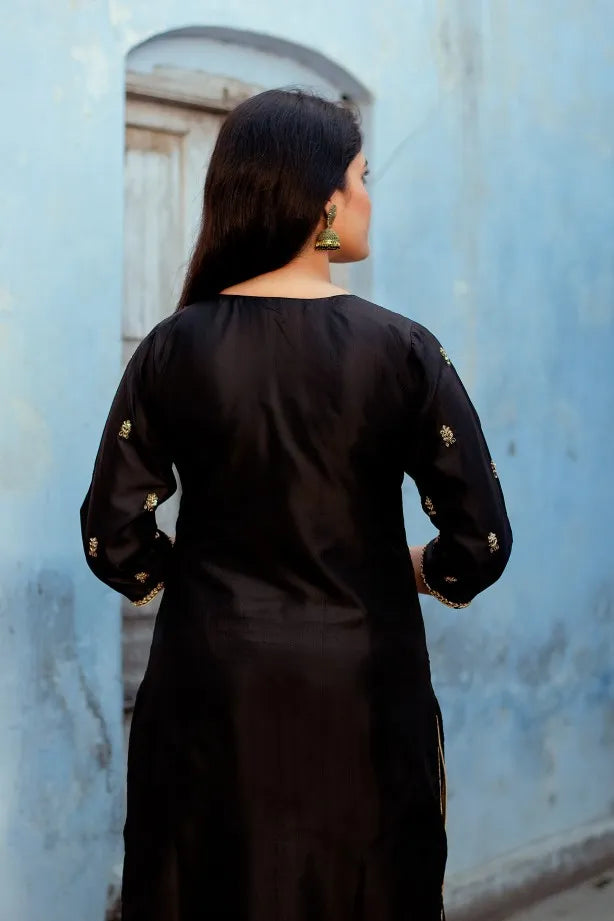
[436,711,447,917]
[435,714,447,827]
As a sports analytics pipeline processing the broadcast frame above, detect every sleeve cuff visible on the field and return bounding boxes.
[420,540,471,609]
[131,581,165,607]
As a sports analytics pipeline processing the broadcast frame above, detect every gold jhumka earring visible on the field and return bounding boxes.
[314,204,341,251]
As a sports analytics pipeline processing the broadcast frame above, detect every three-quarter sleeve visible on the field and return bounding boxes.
[80,328,177,606]
[404,322,512,608]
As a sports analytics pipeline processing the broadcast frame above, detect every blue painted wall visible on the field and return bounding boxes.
[0,1,612,917]
[0,4,127,920]
[389,5,614,876]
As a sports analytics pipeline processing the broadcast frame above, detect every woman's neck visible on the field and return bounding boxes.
[220,250,349,299]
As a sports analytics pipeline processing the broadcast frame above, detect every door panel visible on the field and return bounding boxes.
[123,125,185,343]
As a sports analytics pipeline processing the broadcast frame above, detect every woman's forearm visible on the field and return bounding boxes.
[409,545,428,594]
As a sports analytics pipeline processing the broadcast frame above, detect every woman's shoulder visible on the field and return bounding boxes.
[332,293,403,326]
[341,295,439,348]
[144,303,207,349]
[343,297,452,385]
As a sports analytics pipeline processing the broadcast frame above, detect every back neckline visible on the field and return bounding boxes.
[216,292,354,302]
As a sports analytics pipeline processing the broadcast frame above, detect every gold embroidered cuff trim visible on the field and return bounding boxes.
[439,346,451,366]
[491,460,498,479]
[424,496,436,517]
[144,492,159,512]
[420,546,470,609]
[134,571,149,584]
[488,532,499,553]
[119,419,132,439]
[444,575,458,583]
[440,425,456,447]
[88,537,98,558]
[131,582,164,607]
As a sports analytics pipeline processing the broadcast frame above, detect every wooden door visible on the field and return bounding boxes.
[122,98,221,366]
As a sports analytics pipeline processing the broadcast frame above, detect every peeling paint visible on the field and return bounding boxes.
[70,44,110,100]
[107,0,140,51]
[108,0,132,29]
[26,570,113,788]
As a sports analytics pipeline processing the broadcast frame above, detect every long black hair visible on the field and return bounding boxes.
[176,88,362,308]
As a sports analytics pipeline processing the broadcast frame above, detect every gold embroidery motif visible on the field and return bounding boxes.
[134,572,149,584]
[88,537,98,558]
[144,492,158,512]
[491,461,498,479]
[439,346,451,366]
[444,576,458,583]
[131,582,164,607]
[420,545,470,609]
[424,496,436,517]
[118,419,132,439]
[440,425,456,448]
[488,532,499,553]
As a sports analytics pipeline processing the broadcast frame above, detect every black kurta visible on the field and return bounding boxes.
[81,293,511,921]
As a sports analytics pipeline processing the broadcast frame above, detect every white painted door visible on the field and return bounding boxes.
[122,98,222,365]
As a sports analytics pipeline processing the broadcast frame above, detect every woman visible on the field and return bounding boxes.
[81,89,511,921]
